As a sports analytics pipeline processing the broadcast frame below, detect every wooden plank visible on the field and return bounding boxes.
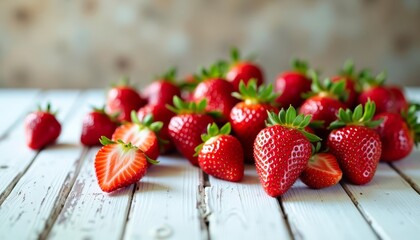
[343,163,420,239]
[281,180,377,240]
[123,155,203,240]
[205,166,291,240]
[391,149,420,193]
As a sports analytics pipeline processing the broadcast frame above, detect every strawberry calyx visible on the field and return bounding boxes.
[130,111,163,134]
[166,96,221,118]
[154,67,177,83]
[266,106,322,142]
[196,61,229,82]
[194,122,231,156]
[112,76,135,88]
[292,59,310,76]
[304,71,348,102]
[92,105,120,123]
[359,70,386,90]
[401,104,420,146]
[231,79,277,105]
[338,59,356,78]
[229,47,256,64]
[37,102,58,115]
[329,100,383,129]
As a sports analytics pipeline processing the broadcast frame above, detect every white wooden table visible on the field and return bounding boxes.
[0,89,419,240]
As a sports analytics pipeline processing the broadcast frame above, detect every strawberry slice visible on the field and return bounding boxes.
[95,137,157,193]
[300,152,343,189]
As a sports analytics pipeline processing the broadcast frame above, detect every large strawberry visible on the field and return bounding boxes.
[327,101,383,185]
[24,103,61,150]
[81,106,119,146]
[167,96,215,166]
[225,48,264,92]
[143,67,181,106]
[330,60,360,108]
[95,136,157,193]
[274,59,312,108]
[106,77,147,122]
[195,123,244,182]
[112,111,162,161]
[229,80,277,162]
[254,107,321,197]
[373,105,420,162]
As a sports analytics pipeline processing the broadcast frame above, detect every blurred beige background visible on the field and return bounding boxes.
[0,0,419,89]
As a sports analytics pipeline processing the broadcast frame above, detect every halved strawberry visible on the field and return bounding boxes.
[94,136,158,193]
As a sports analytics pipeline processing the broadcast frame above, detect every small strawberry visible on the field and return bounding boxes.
[195,123,244,182]
[112,111,162,161]
[106,77,147,122]
[229,80,278,162]
[225,48,264,92]
[327,101,383,185]
[24,103,61,150]
[143,67,181,106]
[254,107,321,197]
[94,136,158,193]
[80,106,119,146]
[274,59,312,108]
[373,105,420,162]
[330,60,360,108]
[167,96,215,166]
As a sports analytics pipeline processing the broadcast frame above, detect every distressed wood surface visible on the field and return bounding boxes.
[391,149,420,193]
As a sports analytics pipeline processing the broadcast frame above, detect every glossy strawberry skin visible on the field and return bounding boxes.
[25,112,61,150]
[254,125,312,197]
[226,62,264,92]
[143,81,181,106]
[331,76,358,108]
[300,153,343,189]
[358,86,396,114]
[388,86,408,113]
[327,126,381,185]
[198,135,244,182]
[275,72,312,108]
[230,102,277,162]
[81,112,118,146]
[299,96,347,129]
[168,114,214,166]
[374,113,413,162]
[106,87,147,122]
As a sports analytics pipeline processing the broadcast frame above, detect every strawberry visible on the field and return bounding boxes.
[143,67,181,106]
[300,144,343,189]
[274,59,312,108]
[24,103,61,150]
[327,101,383,185]
[112,111,162,161]
[106,77,147,122]
[167,96,215,166]
[330,60,360,108]
[388,85,408,112]
[373,105,420,162]
[94,136,158,193]
[225,48,264,92]
[80,106,119,146]
[195,123,244,182]
[254,107,321,197]
[229,80,278,162]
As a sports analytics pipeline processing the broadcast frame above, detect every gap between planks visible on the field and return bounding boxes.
[388,163,420,195]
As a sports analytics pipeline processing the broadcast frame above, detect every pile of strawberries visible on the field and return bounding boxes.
[23,49,420,197]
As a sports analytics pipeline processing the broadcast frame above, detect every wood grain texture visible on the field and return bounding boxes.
[343,163,420,240]
[123,155,203,240]
[206,166,291,240]
[282,180,377,240]
[391,149,420,193]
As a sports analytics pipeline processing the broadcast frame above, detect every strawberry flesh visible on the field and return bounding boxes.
[300,153,343,189]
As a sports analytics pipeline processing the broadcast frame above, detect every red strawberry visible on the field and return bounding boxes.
[80,106,119,146]
[137,104,176,153]
[94,136,157,193]
[229,80,278,162]
[274,59,312,108]
[331,60,360,108]
[254,107,321,197]
[143,67,181,106]
[167,96,215,166]
[225,48,264,92]
[106,77,147,122]
[196,123,244,182]
[112,111,162,161]
[327,101,383,185]
[24,103,61,150]
[388,85,408,112]
[373,106,420,162]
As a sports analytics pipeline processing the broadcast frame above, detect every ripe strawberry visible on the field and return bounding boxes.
[94,136,157,193]
[167,96,215,166]
[196,123,244,182]
[373,105,420,162]
[229,80,278,162]
[327,101,383,185]
[388,85,408,112]
[274,59,312,108]
[106,77,147,122]
[143,67,181,106]
[331,60,360,108]
[254,107,321,197]
[225,48,264,92]
[80,106,119,146]
[24,103,61,150]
